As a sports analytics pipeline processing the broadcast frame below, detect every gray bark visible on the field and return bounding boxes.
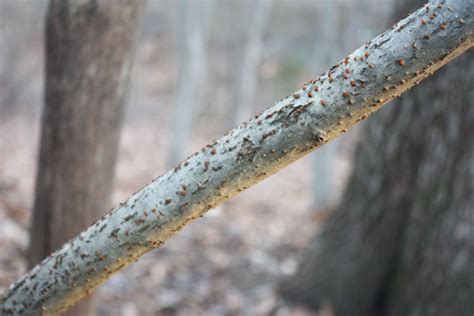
[279,1,474,315]
[27,0,144,315]
[1,1,472,314]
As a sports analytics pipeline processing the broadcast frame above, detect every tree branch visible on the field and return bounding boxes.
[1,0,473,314]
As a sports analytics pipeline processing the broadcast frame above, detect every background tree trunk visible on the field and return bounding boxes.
[231,0,271,126]
[309,0,341,214]
[169,0,213,165]
[279,1,474,315]
[28,0,143,315]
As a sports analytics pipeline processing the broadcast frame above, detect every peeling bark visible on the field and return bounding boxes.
[1,1,473,314]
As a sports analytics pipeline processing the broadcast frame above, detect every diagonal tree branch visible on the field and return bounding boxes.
[1,0,473,314]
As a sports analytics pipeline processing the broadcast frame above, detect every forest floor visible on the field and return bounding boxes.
[0,116,354,316]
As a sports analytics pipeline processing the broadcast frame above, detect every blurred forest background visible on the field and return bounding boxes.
[0,0,405,315]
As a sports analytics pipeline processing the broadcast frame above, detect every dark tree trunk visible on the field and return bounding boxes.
[279,1,474,315]
[28,1,143,315]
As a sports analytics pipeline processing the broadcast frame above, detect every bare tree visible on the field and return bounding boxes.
[232,0,272,125]
[1,1,472,314]
[169,0,213,164]
[27,0,144,315]
[280,1,474,315]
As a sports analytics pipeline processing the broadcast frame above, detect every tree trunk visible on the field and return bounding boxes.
[169,0,213,165]
[1,1,472,314]
[279,1,474,315]
[310,0,342,213]
[232,0,272,125]
[28,0,143,315]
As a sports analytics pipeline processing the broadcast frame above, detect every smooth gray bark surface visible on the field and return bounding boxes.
[1,1,473,314]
